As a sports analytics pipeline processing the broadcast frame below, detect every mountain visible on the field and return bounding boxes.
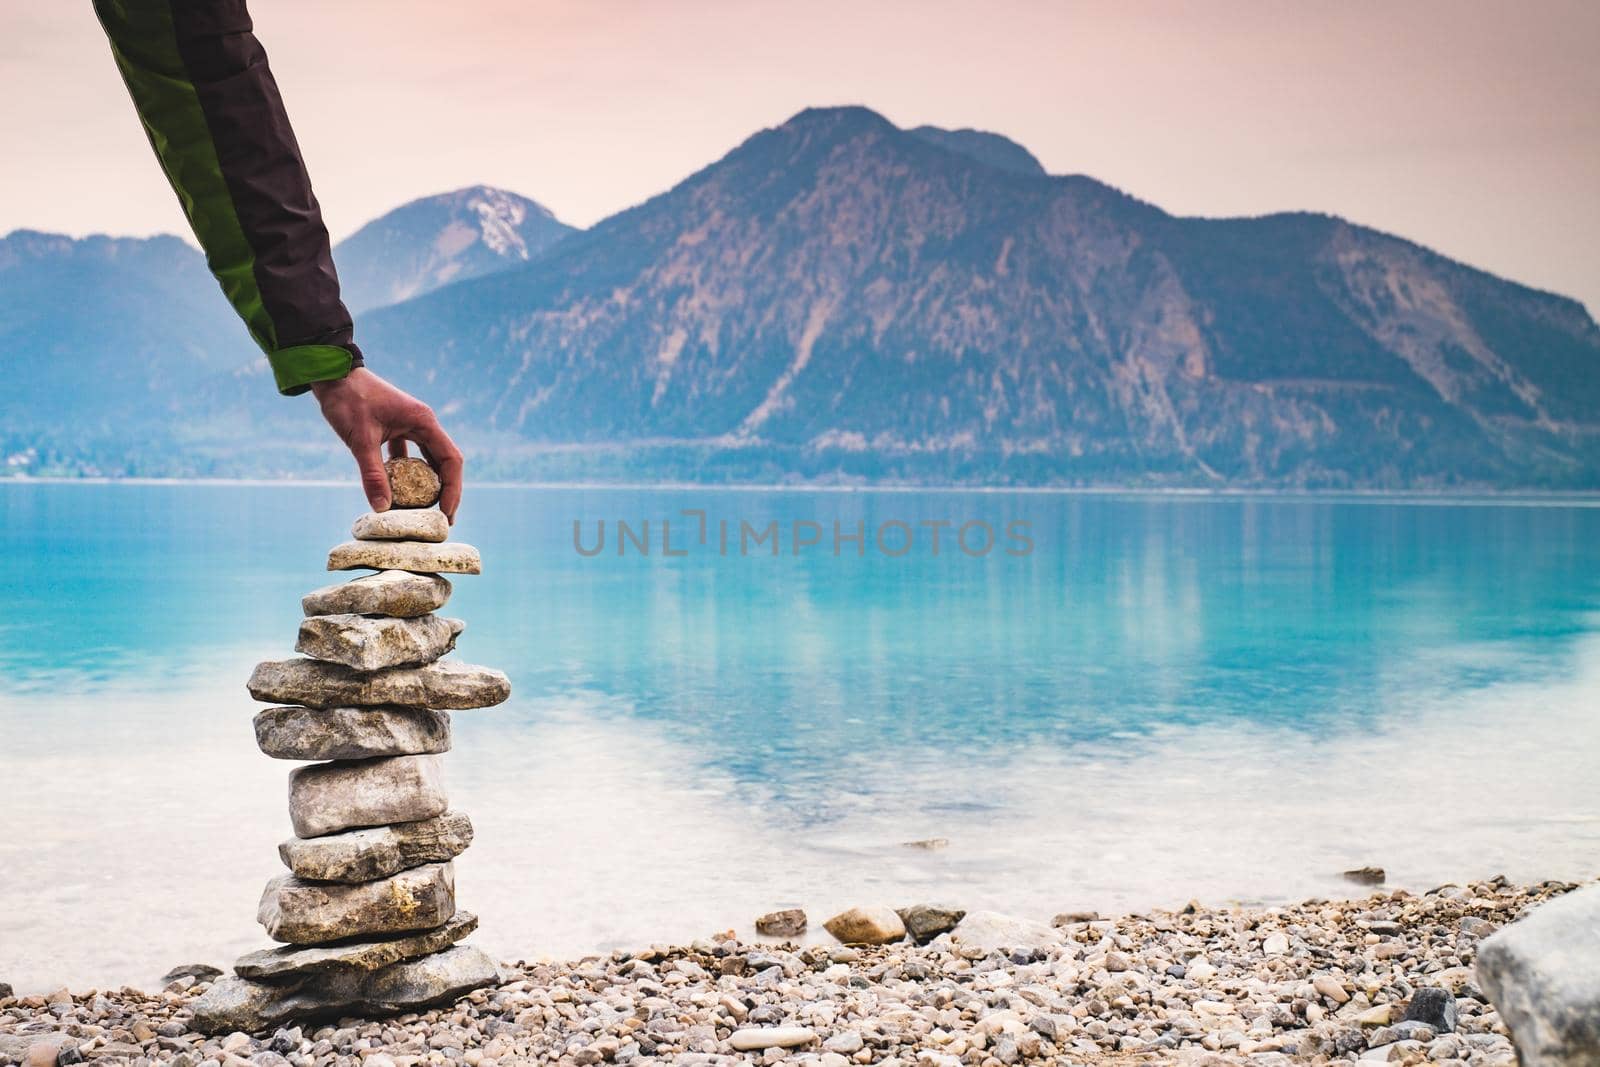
[333,186,575,313]
[349,106,1600,488]
[0,230,247,402]
[908,125,1046,177]
[0,230,251,448]
[7,108,1600,488]
[0,186,571,476]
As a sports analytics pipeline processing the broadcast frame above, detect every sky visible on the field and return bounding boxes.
[5,0,1599,312]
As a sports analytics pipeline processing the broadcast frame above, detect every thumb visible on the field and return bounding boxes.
[354,437,391,512]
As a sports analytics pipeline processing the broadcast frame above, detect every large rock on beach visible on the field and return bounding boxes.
[295,613,464,671]
[248,658,511,710]
[235,911,478,979]
[326,540,480,575]
[943,910,1062,954]
[279,811,474,883]
[899,904,967,943]
[384,457,441,508]
[287,754,447,838]
[755,908,808,938]
[823,906,905,945]
[254,706,452,761]
[191,944,498,1034]
[301,570,451,618]
[1476,883,1600,1066]
[258,863,456,944]
[353,508,448,542]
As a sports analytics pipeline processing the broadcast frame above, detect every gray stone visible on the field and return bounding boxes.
[362,943,497,1012]
[160,963,223,984]
[823,1031,864,1054]
[295,613,464,671]
[898,904,966,943]
[754,909,807,938]
[0,1036,35,1062]
[1343,866,1386,886]
[384,457,441,508]
[258,863,455,944]
[248,658,511,710]
[1402,987,1458,1033]
[279,812,473,883]
[353,509,449,543]
[235,912,478,979]
[1389,1021,1437,1042]
[301,570,451,619]
[822,906,905,945]
[326,541,480,575]
[287,754,446,838]
[1476,884,1600,1067]
[190,944,498,1034]
[941,910,1062,954]
[3,1035,72,1065]
[1051,911,1101,925]
[254,706,451,761]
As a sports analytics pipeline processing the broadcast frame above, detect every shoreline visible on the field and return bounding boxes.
[1,876,1580,1066]
[4,475,1600,506]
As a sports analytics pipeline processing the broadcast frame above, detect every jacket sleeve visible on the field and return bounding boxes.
[94,0,363,396]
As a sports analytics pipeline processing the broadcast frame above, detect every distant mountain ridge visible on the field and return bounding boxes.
[333,185,574,312]
[4,108,1599,487]
[353,107,1600,487]
[0,229,244,434]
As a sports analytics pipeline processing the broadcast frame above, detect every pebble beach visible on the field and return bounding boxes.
[1,875,1579,1066]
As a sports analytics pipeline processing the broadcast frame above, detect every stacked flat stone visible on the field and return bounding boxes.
[193,473,510,1033]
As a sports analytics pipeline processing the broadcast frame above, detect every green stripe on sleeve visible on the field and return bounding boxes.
[269,344,356,395]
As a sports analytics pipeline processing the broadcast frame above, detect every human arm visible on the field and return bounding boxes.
[93,0,358,394]
[95,0,463,518]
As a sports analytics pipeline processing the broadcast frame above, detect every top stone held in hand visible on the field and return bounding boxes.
[384,457,441,509]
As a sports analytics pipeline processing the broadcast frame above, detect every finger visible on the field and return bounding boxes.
[407,417,464,524]
[386,438,410,461]
[353,434,391,513]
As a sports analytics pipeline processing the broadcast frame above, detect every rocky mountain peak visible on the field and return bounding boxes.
[334,186,575,313]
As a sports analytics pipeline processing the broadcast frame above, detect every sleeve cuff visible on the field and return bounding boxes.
[268,344,358,396]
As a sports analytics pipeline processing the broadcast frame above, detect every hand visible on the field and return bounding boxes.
[310,368,464,523]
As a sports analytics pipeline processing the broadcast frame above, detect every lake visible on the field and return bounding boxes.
[2,482,1598,992]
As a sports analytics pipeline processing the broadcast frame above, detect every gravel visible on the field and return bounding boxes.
[0,876,1580,1066]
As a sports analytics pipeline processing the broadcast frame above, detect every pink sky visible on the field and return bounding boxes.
[5,1,1598,312]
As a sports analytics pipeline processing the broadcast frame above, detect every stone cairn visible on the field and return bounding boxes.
[192,459,511,1033]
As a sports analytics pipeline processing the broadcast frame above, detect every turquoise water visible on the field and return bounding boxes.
[3,483,1599,990]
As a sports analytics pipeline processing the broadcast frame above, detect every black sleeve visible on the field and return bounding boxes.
[95,0,364,394]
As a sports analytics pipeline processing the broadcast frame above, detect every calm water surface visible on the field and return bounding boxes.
[2,483,1598,990]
